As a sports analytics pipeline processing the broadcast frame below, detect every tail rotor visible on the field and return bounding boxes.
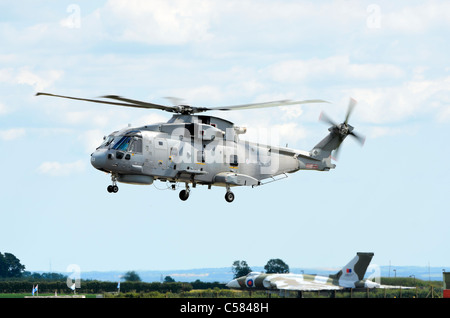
[319,98,365,160]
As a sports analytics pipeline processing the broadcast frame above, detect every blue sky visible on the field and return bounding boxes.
[0,0,449,275]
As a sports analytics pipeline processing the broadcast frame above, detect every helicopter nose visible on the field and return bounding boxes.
[90,149,108,171]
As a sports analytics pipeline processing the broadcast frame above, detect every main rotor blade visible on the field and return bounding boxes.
[36,92,148,108]
[101,95,178,112]
[206,99,328,112]
[36,92,178,112]
[164,96,185,106]
[37,92,328,115]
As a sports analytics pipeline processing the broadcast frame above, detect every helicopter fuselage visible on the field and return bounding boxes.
[90,114,332,201]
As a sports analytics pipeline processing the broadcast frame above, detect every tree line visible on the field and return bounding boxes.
[0,251,292,282]
[232,258,290,278]
[0,252,25,278]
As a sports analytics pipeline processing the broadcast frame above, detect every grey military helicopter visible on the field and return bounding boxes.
[36,92,364,202]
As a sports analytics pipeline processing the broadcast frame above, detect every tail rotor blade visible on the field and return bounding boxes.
[350,131,366,146]
[319,111,337,126]
[322,97,364,161]
[332,139,344,161]
[344,98,357,125]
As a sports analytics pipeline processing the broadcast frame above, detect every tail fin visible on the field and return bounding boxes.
[330,252,374,287]
[310,130,344,161]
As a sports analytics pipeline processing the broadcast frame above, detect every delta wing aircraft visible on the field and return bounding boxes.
[227,252,413,295]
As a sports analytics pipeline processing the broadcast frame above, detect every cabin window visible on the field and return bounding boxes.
[128,137,142,153]
[230,154,238,166]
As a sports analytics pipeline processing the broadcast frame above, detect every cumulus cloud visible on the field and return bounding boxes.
[381,2,450,33]
[267,56,404,84]
[101,0,214,45]
[16,68,63,92]
[37,160,85,177]
[345,76,450,124]
[0,67,63,92]
[0,128,26,141]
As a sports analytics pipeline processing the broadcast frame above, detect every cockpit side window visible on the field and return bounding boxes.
[128,137,143,153]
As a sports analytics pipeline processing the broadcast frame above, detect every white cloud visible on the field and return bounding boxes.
[16,67,63,92]
[37,160,85,177]
[346,76,450,124]
[0,128,26,141]
[0,67,63,92]
[267,56,404,83]
[102,0,214,45]
[381,3,450,33]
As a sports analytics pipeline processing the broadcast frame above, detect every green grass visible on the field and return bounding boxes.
[0,293,98,298]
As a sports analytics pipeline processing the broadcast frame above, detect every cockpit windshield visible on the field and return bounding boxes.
[99,135,116,149]
[112,131,142,153]
[112,136,132,151]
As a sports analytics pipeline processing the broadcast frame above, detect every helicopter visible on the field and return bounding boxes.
[36,92,365,202]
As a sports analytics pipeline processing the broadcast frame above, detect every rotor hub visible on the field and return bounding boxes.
[339,124,349,136]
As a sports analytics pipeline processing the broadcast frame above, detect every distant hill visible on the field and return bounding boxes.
[75,265,447,283]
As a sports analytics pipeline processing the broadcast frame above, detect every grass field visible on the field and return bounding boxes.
[0,293,98,298]
[0,277,443,298]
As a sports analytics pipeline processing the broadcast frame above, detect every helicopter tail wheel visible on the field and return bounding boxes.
[225,191,235,203]
[179,189,190,201]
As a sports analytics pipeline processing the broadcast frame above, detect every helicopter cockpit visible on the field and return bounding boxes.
[97,130,143,154]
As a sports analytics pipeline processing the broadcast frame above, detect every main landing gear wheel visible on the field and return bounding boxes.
[107,185,118,193]
[179,189,190,201]
[225,191,235,203]
[179,183,191,201]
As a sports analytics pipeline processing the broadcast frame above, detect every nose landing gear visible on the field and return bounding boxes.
[107,185,119,193]
[107,174,119,193]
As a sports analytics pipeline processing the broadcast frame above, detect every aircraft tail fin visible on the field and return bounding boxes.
[330,252,374,283]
